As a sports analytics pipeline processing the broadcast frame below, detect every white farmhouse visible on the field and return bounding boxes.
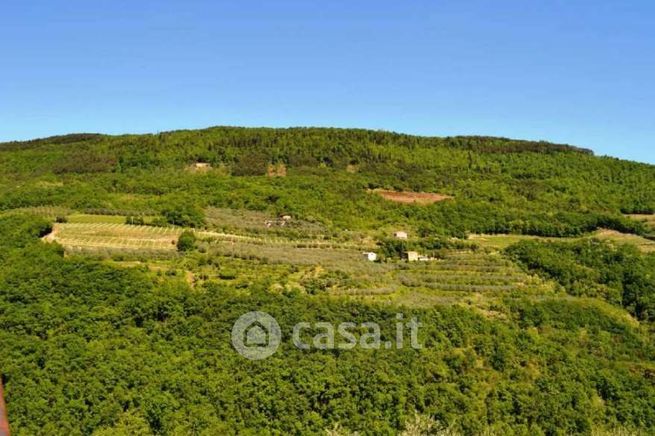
[362,252,378,262]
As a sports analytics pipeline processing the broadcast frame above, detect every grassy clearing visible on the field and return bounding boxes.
[0,206,71,220]
[627,213,655,224]
[627,213,655,232]
[468,234,560,250]
[0,208,161,225]
[590,229,655,253]
[67,214,128,224]
[470,230,655,253]
[67,213,159,224]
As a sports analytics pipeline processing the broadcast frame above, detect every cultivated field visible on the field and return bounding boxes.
[342,250,555,307]
[393,251,550,293]
[41,219,554,309]
[39,216,652,310]
[205,207,327,236]
[42,221,372,255]
[204,238,371,267]
[44,223,181,251]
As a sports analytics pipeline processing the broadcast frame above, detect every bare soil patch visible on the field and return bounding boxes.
[371,189,453,205]
[187,162,212,173]
[267,163,287,177]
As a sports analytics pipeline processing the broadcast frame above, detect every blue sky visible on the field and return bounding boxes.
[2,0,654,163]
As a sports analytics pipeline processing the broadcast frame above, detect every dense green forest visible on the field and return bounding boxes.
[1,127,655,434]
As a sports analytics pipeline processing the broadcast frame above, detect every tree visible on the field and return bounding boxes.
[161,204,205,228]
[177,231,196,252]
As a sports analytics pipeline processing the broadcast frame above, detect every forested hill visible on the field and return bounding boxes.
[0,127,594,154]
[1,128,655,434]
[0,126,653,237]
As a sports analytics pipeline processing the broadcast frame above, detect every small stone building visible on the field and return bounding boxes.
[405,251,419,262]
[393,231,408,240]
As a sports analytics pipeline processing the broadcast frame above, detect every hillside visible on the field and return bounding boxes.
[0,127,654,434]
[1,127,654,236]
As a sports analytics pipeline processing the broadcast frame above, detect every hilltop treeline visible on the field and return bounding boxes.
[0,127,591,158]
[0,127,603,177]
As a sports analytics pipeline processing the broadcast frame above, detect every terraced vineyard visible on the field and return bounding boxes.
[393,251,551,294]
[44,222,554,303]
[204,238,371,266]
[330,250,556,309]
[205,207,327,236]
[44,221,374,257]
[45,223,181,251]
